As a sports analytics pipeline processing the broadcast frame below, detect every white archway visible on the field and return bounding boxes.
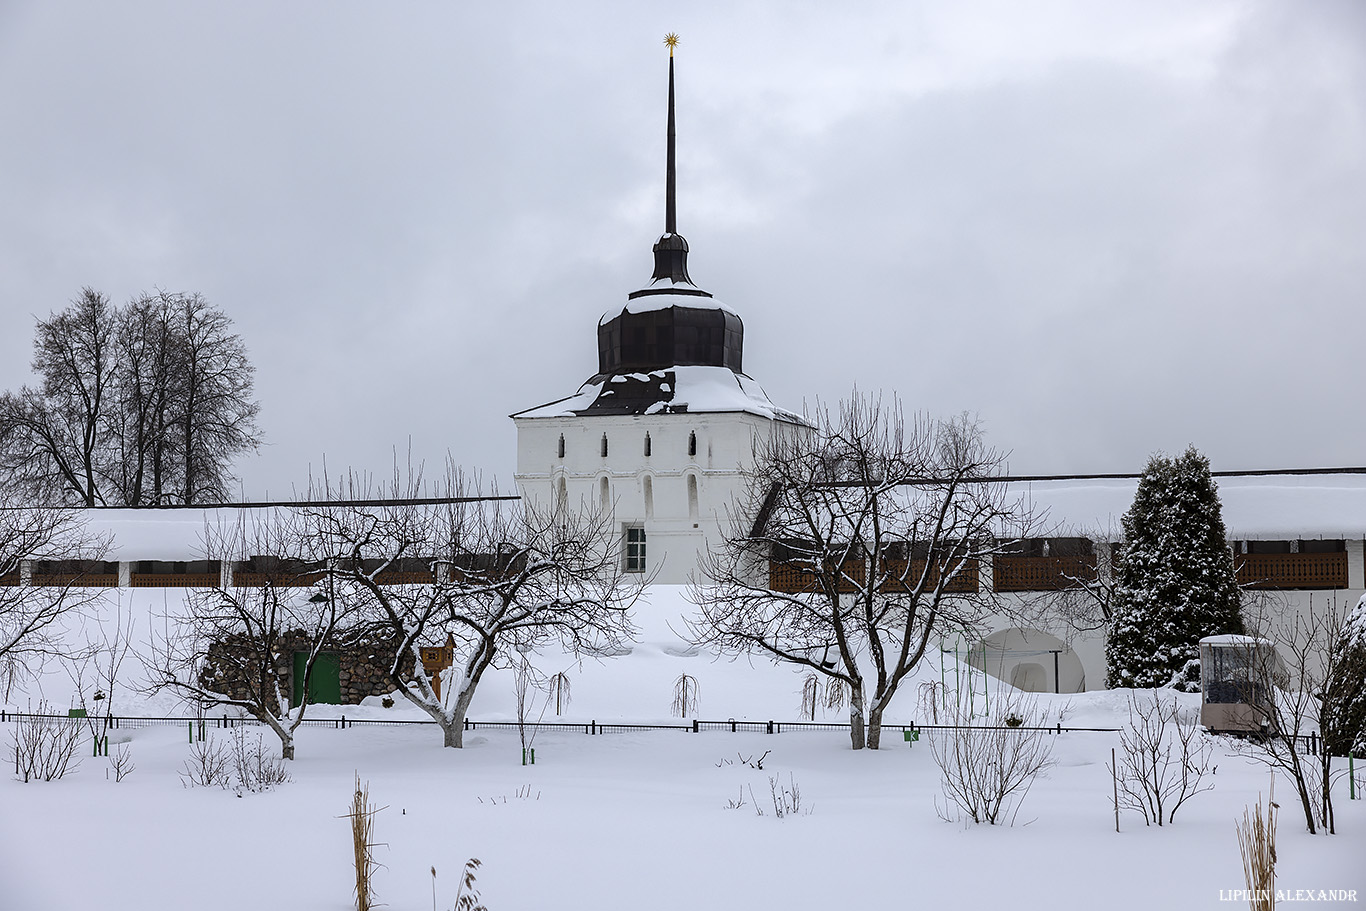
[967,627,1087,694]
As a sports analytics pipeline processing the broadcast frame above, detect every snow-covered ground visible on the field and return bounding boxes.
[2,586,1363,910]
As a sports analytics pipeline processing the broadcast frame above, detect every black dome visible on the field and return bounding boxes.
[597,303,743,377]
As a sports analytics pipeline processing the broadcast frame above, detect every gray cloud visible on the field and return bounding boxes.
[1,1,1362,497]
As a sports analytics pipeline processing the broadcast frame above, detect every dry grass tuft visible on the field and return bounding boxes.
[1236,781,1278,911]
[345,774,386,911]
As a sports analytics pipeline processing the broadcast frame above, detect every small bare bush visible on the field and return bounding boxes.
[181,737,232,788]
[768,773,804,817]
[800,673,820,720]
[1108,691,1213,826]
[179,728,290,792]
[671,673,699,717]
[11,706,83,782]
[229,728,291,793]
[929,696,1055,825]
[109,742,135,782]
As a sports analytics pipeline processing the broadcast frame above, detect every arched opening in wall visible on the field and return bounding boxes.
[1011,663,1048,693]
[601,434,608,458]
[965,627,1087,694]
[688,431,697,457]
[687,474,699,520]
[557,434,565,459]
[599,476,610,510]
[556,477,568,512]
[643,475,654,519]
[643,432,651,457]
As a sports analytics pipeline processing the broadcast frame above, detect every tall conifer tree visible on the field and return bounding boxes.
[1106,447,1244,690]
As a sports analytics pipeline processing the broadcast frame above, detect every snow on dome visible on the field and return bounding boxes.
[512,365,807,424]
[667,365,805,423]
[600,291,737,324]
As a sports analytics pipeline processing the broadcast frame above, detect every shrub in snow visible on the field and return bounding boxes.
[109,742,135,782]
[179,729,290,793]
[671,672,699,717]
[10,704,83,782]
[929,696,1054,825]
[180,737,232,789]
[1108,690,1213,826]
[1106,447,1244,690]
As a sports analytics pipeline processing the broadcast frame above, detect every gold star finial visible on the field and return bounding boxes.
[664,33,680,56]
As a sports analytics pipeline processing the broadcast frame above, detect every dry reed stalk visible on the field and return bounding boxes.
[346,774,385,911]
[1236,780,1278,911]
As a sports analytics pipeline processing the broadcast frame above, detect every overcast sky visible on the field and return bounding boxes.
[1,1,1363,498]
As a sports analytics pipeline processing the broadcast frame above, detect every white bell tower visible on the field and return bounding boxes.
[511,39,805,583]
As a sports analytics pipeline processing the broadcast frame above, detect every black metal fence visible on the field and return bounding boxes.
[0,709,1119,737]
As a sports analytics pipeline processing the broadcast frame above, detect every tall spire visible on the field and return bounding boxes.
[639,32,708,295]
[665,33,678,235]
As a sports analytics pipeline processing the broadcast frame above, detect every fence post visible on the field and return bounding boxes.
[767,721,773,735]
[188,721,193,745]
[692,719,698,734]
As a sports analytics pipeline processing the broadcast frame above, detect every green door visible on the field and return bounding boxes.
[293,651,341,706]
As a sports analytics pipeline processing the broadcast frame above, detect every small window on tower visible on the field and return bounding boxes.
[624,525,647,573]
[601,434,609,458]
[688,431,697,457]
[557,434,565,459]
[644,432,651,457]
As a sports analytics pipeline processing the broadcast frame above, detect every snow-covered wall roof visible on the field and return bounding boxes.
[69,474,1366,562]
[1012,474,1366,540]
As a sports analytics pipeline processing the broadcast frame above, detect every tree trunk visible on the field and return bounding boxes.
[281,737,295,761]
[848,683,866,750]
[867,701,885,750]
[442,686,478,748]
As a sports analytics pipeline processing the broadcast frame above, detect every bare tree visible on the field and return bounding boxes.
[0,289,117,505]
[63,594,137,754]
[0,289,261,506]
[168,293,260,503]
[0,504,108,691]
[689,396,1038,749]
[299,469,640,748]
[1235,599,1353,835]
[107,294,178,505]
[144,512,356,759]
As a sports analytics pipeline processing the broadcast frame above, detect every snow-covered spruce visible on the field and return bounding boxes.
[1105,447,1244,690]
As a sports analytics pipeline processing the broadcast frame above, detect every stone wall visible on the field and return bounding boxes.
[199,627,418,713]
